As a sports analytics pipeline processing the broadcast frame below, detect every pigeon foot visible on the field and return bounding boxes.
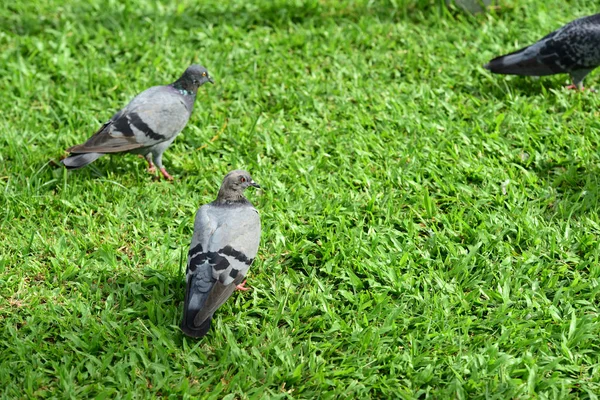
[146,159,156,174]
[140,155,157,173]
[235,280,250,291]
[565,85,595,93]
[565,84,583,91]
[160,167,174,181]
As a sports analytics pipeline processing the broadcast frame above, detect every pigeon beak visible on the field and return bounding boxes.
[208,76,214,84]
[250,181,260,188]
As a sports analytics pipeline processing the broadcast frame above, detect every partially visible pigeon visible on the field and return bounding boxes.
[61,64,214,180]
[484,13,600,90]
[181,170,261,338]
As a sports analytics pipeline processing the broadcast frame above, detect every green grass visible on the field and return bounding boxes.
[2,0,600,397]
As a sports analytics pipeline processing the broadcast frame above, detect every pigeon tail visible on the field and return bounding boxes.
[181,315,212,338]
[181,316,212,338]
[181,274,213,338]
[61,152,103,169]
[484,47,556,76]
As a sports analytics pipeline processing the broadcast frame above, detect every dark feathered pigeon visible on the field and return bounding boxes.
[484,13,600,90]
[61,65,214,180]
[181,170,261,338]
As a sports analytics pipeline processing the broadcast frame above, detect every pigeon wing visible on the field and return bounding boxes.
[535,21,600,73]
[68,86,191,154]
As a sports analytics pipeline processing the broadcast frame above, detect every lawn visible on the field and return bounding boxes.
[2,0,600,398]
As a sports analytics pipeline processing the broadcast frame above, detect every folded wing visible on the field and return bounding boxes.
[67,86,191,154]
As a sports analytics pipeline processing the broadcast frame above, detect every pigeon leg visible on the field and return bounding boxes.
[152,151,173,180]
[568,70,593,92]
[144,154,156,174]
[235,280,250,291]
[159,167,174,181]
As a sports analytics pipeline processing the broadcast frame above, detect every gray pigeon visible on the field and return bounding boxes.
[61,64,214,180]
[181,170,261,338]
[484,13,600,90]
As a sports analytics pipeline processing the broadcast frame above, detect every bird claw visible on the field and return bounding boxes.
[235,280,250,291]
[160,167,174,181]
[565,85,596,93]
[141,155,157,174]
[565,84,588,91]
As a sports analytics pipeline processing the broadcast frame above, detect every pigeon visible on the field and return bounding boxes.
[484,13,600,90]
[181,170,261,338]
[61,64,214,180]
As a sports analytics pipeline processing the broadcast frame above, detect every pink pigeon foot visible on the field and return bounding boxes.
[566,84,583,91]
[148,165,156,174]
[236,280,250,291]
[160,167,174,181]
[139,155,156,173]
[147,161,156,174]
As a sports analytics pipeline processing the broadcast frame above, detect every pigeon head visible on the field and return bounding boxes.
[216,170,260,203]
[173,64,214,94]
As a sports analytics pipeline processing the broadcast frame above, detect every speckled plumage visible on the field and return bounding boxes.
[181,170,261,338]
[61,64,213,179]
[484,13,600,89]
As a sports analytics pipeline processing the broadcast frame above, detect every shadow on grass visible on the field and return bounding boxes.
[470,75,569,99]
[0,267,188,371]
[102,267,186,332]
[3,0,458,37]
[48,154,183,183]
[532,161,600,218]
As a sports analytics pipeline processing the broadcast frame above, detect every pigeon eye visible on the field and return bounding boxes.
[201,72,207,77]
[240,177,246,183]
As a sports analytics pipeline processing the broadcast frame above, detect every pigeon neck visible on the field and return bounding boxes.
[215,189,248,205]
[172,80,197,96]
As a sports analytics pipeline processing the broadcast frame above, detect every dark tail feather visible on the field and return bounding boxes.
[180,274,212,338]
[180,316,212,338]
[181,292,212,338]
[484,47,556,76]
[61,153,103,169]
